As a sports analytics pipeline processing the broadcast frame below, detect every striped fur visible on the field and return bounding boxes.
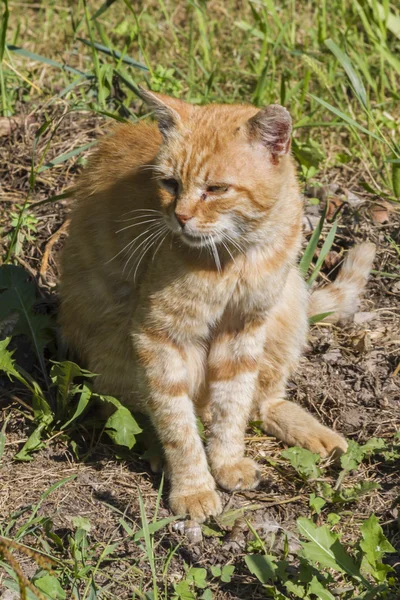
[59,92,374,521]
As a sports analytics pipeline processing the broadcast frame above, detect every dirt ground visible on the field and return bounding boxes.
[1,105,399,598]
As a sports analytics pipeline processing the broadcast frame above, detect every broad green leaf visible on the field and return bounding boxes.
[0,265,54,356]
[244,554,278,583]
[309,494,326,515]
[186,567,207,589]
[60,383,93,430]
[281,446,321,479]
[325,39,367,108]
[310,95,382,142]
[72,516,92,532]
[34,574,66,599]
[220,565,235,583]
[50,361,95,411]
[297,518,361,580]
[0,337,19,380]
[360,514,395,580]
[340,440,365,472]
[173,580,196,600]
[14,420,50,461]
[308,576,335,600]
[105,405,142,449]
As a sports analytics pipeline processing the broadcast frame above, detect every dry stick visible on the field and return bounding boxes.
[40,218,70,278]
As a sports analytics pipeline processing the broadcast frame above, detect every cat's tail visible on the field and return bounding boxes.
[308,242,376,323]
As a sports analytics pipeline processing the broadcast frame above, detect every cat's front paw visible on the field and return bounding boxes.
[213,458,262,491]
[169,488,222,522]
[304,426,348,458]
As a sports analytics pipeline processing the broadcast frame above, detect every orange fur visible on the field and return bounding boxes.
[59,91,374,522]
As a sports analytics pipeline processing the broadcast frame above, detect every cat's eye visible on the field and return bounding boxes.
[160,178,179,195]
[206,184,230,194]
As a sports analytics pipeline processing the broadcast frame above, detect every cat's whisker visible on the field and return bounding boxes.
[123,223,166,275]
[209,235,221,272]
[133,228,168,282]
[115,218,160,234]
[116,213,164,223]
[220,238,236,266]
[223,232,246,256]
[152,228,170,263]
[121,208,163,217]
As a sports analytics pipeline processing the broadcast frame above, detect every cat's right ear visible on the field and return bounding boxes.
[138,87,191,137]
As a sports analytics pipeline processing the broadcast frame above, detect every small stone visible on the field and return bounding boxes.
[345,190,364,207]
[354,312,376,325]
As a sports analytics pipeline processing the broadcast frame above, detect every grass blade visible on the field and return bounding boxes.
[324,39,367,108]
[7,44,89,77]
[77,37,148,71]
[310,94,382,142]
[307,220,338,286]
[38,141,96,173]
[299,202,327,277]
[92,0,119,20]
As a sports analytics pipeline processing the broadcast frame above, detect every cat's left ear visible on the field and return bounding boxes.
[246,104,292,157]
[138,87,192,137]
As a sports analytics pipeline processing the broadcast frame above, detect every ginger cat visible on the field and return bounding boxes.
[59,89,375,522]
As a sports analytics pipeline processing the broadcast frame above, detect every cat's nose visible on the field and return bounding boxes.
[175,212,193,226]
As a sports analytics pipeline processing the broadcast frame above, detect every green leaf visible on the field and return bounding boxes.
[360,514,395,581]
[0,265,54,357]
[220,565,235,583]
[14,419,50,461]
[340,440,365,472]
[173,580,196,600]
[132,515,179,542]
[104,403,142,449]
[61,383,92,430]
[50,361,95,413]
[308,576,335,600]
[244,554,278,583]
[309,494,326,515]
[215,503,262,527]
[72,516,92,532]
[34,574,66,599]
[310,95,382,142]
[324,39,367,108]
[297,518,362,581]
[0,337,20,380]
[281,446,321,479]
[186,567,208,589]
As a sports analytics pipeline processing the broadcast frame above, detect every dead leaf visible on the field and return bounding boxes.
[324,250,341,270]
[370,201,392,224]
[327,196,344,220]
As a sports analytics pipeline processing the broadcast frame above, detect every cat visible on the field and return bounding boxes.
[59,88,376,522]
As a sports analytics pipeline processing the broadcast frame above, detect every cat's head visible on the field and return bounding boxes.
[139,88,293,250]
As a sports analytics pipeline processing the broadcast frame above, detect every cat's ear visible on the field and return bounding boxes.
[138,87,191,137]
[246,104,292,157]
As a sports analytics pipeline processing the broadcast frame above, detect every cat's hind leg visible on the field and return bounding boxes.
[255,268,348,457]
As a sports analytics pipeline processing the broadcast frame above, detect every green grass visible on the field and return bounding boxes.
[0,0,399,598]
